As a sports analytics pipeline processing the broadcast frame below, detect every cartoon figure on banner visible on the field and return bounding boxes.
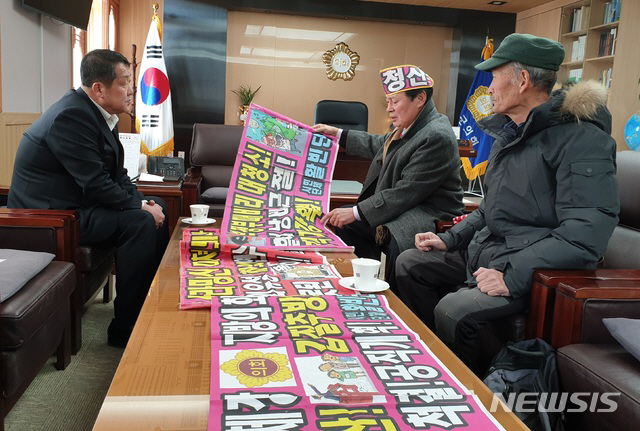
[273,263,339,280]
[294,354,383,404]
[327,369,367,381]
[246,110,307,155]
[227,234,268,247]
[317,353,361,370]
[308,383,377,404]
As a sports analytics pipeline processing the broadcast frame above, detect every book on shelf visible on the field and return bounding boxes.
[571,35,586,62]
[581,6,591,30]
[610,27,617,55]
[570,5,591,32]
[568,68,583,83]
[603,0,621,25]
[599,67,613,89]
[598,28,617,57]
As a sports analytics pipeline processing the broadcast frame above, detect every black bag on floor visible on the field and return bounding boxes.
[483,338,565,431]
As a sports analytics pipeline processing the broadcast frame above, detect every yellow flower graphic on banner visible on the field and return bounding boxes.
[220,350,293,387]
[466,86,493,122]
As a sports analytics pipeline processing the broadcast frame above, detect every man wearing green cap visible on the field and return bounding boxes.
[395,34,619,375]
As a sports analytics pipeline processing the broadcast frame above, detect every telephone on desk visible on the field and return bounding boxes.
[147,156,184,181]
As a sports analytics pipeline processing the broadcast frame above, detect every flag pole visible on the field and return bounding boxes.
[130,43,138,132]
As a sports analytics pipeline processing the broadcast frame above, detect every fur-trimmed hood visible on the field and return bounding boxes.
[557,80,609,122]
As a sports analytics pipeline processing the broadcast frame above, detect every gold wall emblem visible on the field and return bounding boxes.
[323,42,360,81]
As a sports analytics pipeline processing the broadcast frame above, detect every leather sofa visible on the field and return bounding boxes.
[432,151,640,377]
[540,150,640,431]
[183,124,243,218]
[526,151,640,343]
[554,282,640,431]
[0,212,75,430]
[0,186,114,354]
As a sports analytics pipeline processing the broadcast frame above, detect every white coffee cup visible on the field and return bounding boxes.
[190,204,210,224]
[351,258,381,290]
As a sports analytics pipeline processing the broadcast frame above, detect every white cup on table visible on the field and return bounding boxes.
[189,204,210,224]
[351,258,381,290]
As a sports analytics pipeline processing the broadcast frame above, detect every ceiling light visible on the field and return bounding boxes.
[488,1,507,5]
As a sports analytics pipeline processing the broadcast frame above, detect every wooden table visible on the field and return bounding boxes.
[92,219,528,431]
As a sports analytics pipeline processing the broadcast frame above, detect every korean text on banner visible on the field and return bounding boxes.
[178,228,352,309]
[136,11,174,157]
[221,103,353,251]
[208,294,507,431]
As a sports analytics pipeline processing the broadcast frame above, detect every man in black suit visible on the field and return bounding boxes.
[8,49,169,347]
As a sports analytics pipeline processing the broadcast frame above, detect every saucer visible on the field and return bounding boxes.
[182,217,216,226]
[339,276,390,293]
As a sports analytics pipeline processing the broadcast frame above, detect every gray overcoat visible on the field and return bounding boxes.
[345,99,464,252]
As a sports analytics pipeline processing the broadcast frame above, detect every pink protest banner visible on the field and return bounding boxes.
[179,228,352,309]
[209,294,506,431]
[221,103,353,252]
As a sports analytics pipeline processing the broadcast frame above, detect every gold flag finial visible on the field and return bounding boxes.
[481,36,494,61]
[151,3,162,41]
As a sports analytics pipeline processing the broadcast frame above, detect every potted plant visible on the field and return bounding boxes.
[231,84,261,124]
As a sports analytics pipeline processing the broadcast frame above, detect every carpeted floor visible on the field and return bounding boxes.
[4,298,123,431]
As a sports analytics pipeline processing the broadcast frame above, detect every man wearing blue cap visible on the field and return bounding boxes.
[395,34,620,375]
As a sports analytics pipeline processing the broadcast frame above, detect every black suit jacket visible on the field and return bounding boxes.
[9,88,144,242]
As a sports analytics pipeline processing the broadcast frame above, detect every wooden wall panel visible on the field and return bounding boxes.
[0,113,40,186]
[516,2,564,41]
[515,15,539,36]
[225,11,453,134]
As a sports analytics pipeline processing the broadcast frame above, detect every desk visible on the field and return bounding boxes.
[93,219,527,431]
[135,181,183,236]
[458,139,477,158]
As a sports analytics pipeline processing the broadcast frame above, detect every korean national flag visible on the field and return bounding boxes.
[136,13,174,157]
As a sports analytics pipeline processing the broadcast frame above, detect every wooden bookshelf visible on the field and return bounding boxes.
[517,0,639,149]
[558,0,621,86]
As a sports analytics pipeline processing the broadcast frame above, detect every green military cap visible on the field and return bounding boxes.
[475,33,565,71]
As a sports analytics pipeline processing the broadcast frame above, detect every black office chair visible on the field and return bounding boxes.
[314,100,368,132]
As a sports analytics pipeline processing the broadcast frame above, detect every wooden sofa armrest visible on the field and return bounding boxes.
[551,279,640,348]
[0,185,8,207]
[534,268,640,285]
[182,167,203,216]
[528,268,640,341]
[0,211,76,261]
